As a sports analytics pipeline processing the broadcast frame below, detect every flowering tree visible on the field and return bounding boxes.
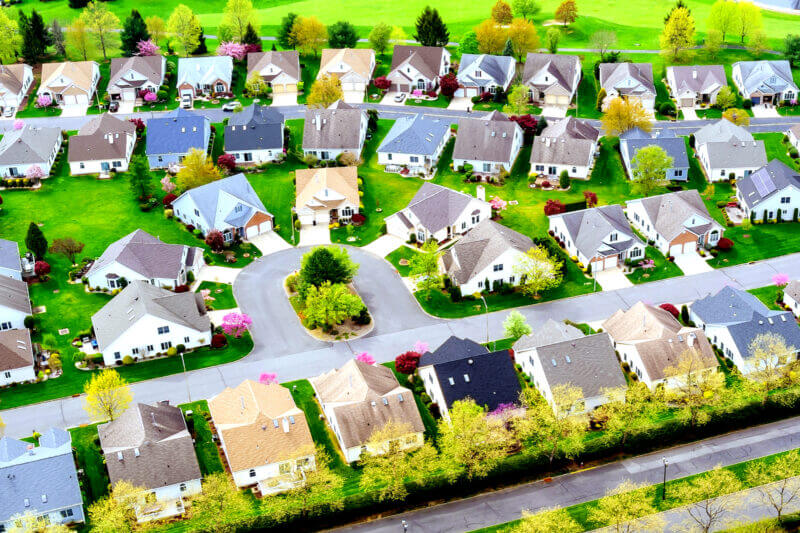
[773,273,790,287]
[128,118,145,134]
[372,76,391,91]
[659,303,680,319]
[583,191,598,208]
[489,403,516,417]
[217,41,247,61]
[509,114,537,137]
[162,193,178,207]
[34,261,51,281]
[13,119,24,130]
[543,199,566,216]
[355,352,376,365]
[205,230,225,252]
[144,91,157,102]
[395,351,421,374]
[217,154,236,172]
[244,43,262,55]
[641,259,655,270]
[160,175,176,193]
[25,165,44,179]
[136,39,160,56]
[439,73,459,97]
[490,196,507,211]
[36,94,52,108]
[221,312,253,338]
[413,340,429,354]
[259,372,278,385]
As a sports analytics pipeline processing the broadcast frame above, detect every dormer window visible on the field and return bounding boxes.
[475,70,482,77]
[609,232,618,241]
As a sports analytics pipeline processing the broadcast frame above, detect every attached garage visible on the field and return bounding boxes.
[392,83,410,93]
[273,83,298,94]
[669,241,696,256]
[342,82,361,92]
[122,90,135,101]
[592,254,617,272]
[680,97,694,108]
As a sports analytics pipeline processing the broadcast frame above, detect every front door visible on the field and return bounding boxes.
[101,162,110,171]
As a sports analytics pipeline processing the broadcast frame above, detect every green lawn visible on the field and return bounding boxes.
[626,246,684,284]
[707,223,800,268]
[180,400,225,476]
[747,286,784,311]
[197,281,237,310]
[70,424,110,506]
[385,246,422,277]
[406,95,452,108]
[755,132,796,168]
[385,362,440,440]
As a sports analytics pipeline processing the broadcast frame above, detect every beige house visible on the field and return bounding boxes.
[68,113,136,175]
[37,61,100,108]
[318,48,376,103]
[247,51,300,95]
[295,166,360,226]
[310,359,425,463]
[0,64,34,117]
[208,380,315,494]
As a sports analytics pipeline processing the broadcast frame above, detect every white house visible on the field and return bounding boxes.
[0,125,62,179]
[318,48,375,103]
[599,62,656,112]
[37,61,100,109]
[177,56,233,99]
[295,166,360,226]
[0,275,31,331]
[0,328,35,387]
[377,115,451,176]
[529,117,600,180]
[386,45,450,93]
[732,60,798,106]
[694,119,767,182]
[0,239,22,281]
[522,53,581,109]
[385,182,492,243]
[0,64,33,116]
[246,51,301,97]
[91,281,211,366]
[456,54,516,98]
[666,65,727,108]
[108,56,166,103]
[736,160,800,222]
[452,111,523,176]
[208,380,316,493]
[302,100,368,162]
[789,125,800,152]
[224,104,285,165]
[68,113,137,176]
[783,280,800,318]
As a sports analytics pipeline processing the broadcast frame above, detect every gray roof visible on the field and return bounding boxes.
[303,100,366,150]
[530,117,599,167]
[599,62,655,97]
[0,64,30,95]
[737,159,800,209]
[621,131,689,170]
[0,428,83,523]
[86,229,201,281]
[550,204,642,259]
[91,281,210,352]
[442,219,533,284]
[146,108,209,156]
[694,119,753,147]
[174,172,271,229]
[630,189,722,241]
[458,54,515,88]
[246,50,300,82]
[419,335,489,367]
[785,280,800,303]
[0,238,21,273]
[177,56,233,87]
[389,45,447,82]
[522,53,581,94]
[0,328,34,372]
[513,319,583,352]
[0,125,61,166]
[453,111,520,163]
[99,402,201,490]
[534,333,626,399]
[402,182,482,234]
[703,140,767,169]
[109,55,165,90]
[734,60,798,95]
[667,65,727,95]
[225,104,284,152]
[377,114,450,156]
[0,275,31,314]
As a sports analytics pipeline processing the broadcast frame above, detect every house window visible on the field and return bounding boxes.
[410,156,419,163]
[158,326,170,335]
[387,153,392,161]
[535,165,544,172]
[235,204,243,213]
[3,371,10,379]
[472,214,480,224]
[478,280,483,288]
[509,276,515,283]
[0,322,10,330]
[279,462,292,475]
[675,169,683,177]
[79,163,85,169]
[112,161,121,168]
[781,196,791,204]
[132,348,139,355]
[571,167,577,173]
[147,345,154,352]
[60,509,74,518]
[184,336,190,343]
[493,264,504,272]
[461,222,467,229]
[114,352,121,360]
[483,163,491,172]
[630,248,641,258]
[179,483,187,492]
[194,209,200,216]
[609,232,618,241]
[160,341,172,350]
[720,170,726,176]
[249,469,256,477]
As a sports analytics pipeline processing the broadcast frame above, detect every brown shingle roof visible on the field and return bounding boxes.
[319,49,375,81]
[0,329,34,373]
[295,166,359,213]
[40,61,97,95]
[68,114,136,163]
[246,51,300,82]
[389,45,446,81]
[109,56,165,90]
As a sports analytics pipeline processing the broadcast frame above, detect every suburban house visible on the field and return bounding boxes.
[310,359,425,463]
[666,65,727,108]
[224,104,285,165]
[455,54,516,97]
[246,50,301,96]
[176,56,233,99]
[452,111,523,176]
[107,55,166,103]
[441,219,533,294]
[208,380,316,493]
[789,124,800,152]
[0,125,62,178]
[386,45,451,93]
[0,275,31,331]
[91,280,211,366]
[171,172,273,241]
[0,328,36,386]
[295,166,359,226]
[0,239,22,280]
[694,119,767,181]
[529,117,600,179]
[598,62,656,111]
[783,280,800,318]
[626,190,725,256]
[516,328,625,412]
[145,109,211,170]
[37,61,100,108]
[732,60,798,105]
[68,113,137,175]
[736,160,800,222]
[302,100,368,162]
[690,286,800,374]
[417,336,521,420]
[98,402,202,521]
[548,204,645,272]
[318,48,375,103]
[0,63,33,116]
[619,128,690,181]
[521,53,581,108]
[602,302,717,389]
[376,114,451,176]
[86,229,204,291]
[385,182,492,243]
[0,428,85,530]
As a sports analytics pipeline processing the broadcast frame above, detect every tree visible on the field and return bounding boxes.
[439,73,459,97]
[87,481,143,533]
[544,199,565,215]
[714,85,736,109]
[409,240,443,299]
[438,400,512,479]
[66,18,91,61]
[678,466,743,532]
[503,85,529,115]
[220,0,258,43]
[176,148,222,190]
[245,70,267,96]
[167,4,202,57]
[663,348,725,427]
[590,30,617,61]
[359,421,433,500]
[291,16,327,57]
[475,19,507,55]
[748,332,796,391]
[328,20,358,49]
[145,15,167,46]
[127,154,153,201]
[583,190,598,208]
[709,0,738,42]
[631,145,672,197]
[368,22,392,55]
[242,23,260,46]
[395,351,421,374]
[491,0,514,24]
[601,97,652,136]
[205,230,225,252]
[277,12,298,49]
[50,20,67,57]
[49,238,85,265]
[785,34,800,67]
[514,385,587,462]
[509,508,580,533]
[25,223,47,260]
[597,383,657,447]
[188,472,253,531]
[7,512,71,533]
[503,310,531,339]
[221,312,253,337]
[588,480,665,532]
[0,11,21,64]
[218,41,247,60]
[513,0,541,20]
[744,449,800,524]
[193,27,209,55]
[217,153,237,172]
[735,1,762,44]
[81,2,120,60]
[304,282,365,328]
[458,31,480,55]
[34,261,50,281]
[84,370,132,422]
[414,6,449,47]
[722,107,749,126]
[299,246,358,287]
[502,37,514,57]
[555,0,578,26]
[515,246,562,299]
[19,10,50,65]
[660,7,695,61]
[507,17,539,61]
[545,27,560,54]
[749,29,767,57]
[120,10,150,56]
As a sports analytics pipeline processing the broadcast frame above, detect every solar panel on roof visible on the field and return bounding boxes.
[752,171,777,197]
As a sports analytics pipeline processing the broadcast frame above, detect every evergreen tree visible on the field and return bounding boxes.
[414,6,449,47]
[664,0,691,22]
[68,0,90,10]
[120,10,150,56]
[192,26,208,54]
[502,37,514,56]
[128,155,154,200]
[242,22,260,45]
[299,247,358,287]
[25,222,47,260]
[277,12,298,49]
[19,10,51,64]
[328,20,358,49]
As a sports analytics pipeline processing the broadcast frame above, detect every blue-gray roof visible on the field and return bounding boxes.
[0,238,21,272]
[224,104,284,152]
[624,137,689,168]
[175,173,270,228]
[457,54,515,87]
[377,115,450,156]
[737,159,800,209]
[433,349,521,412]
[146,108,209,156]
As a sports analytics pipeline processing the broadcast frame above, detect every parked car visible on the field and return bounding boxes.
[108,101,119,113]
[3,106,15,117]
[393,93,406,103]
[222,101,242,112]
[180,95,193,109]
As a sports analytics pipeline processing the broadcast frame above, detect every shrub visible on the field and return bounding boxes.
[559,170,570,189]
[24,316,36,329]
[122,355,134,365]
[395,351,421,374]
[790,147,799,159]
[217,154,236,172]
[717,237,734,251]
[351,213,366,226]
[176,344,186,353]
[743,99,753,109]
[163,193,178,207]
[659,303,680,319]
[659,100,676,116]
[166,346,178,356]
[450,285,462,302]
[211,334,228,348]
[205,230,225,252]
[596,87,606,111]
[353,307,371,325]
[174,285,190,292]
[543,199,566,216]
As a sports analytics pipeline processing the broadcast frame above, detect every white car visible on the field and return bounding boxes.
[222,102,242,112]
[393,93,406,103]
[180,95,193,109]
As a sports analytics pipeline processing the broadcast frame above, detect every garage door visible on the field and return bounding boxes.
[246,226,258,239]
[273,84,286,94]
[670,242,695,256]
[64,95,77,105]
[603,255,618,270]
[342,82,360,92]
[258,221,272,233]
[122,90,135,101]
[556,95,569,105]
[680,97,694,108]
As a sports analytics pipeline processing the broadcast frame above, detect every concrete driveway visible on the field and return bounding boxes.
[60,104,89,117]
[594,268,633,291]
[447,97,471,110]
[298,224,331,246]
[271,92,298,106]
[681,107,698,120]
[249,231,292,255]
[363,235,405,258]
[752,105,780,118]
[541,105,568,118]
[380,92,406,106]
[343,90,366,104]
[674,253,713,274]
[196,265,240,284]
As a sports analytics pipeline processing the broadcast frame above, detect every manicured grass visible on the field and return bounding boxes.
[180,400,224,476]
[70,424,110,506]
[471,100,542,115]
[747,286,784,311]
[385,246,422,277]
[568,63,603,120]
[755,132,796,168]
[405,96,452,108]
[707,223,800,268]
[626,246,684,285]
[197,281,236,309]
[694,107,723,119]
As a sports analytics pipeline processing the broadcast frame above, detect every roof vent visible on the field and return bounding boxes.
[464,374,470,382]
[768,317,774,324]
[134,448,140,457]
[382,397,388,406]
[398,394,404,402]
[289,416,295,424]
[370,401,377,406]
[467,358,474,365]
[273,419,279,428]
[551,358,557,367]
[117,452,124,461]
[565,355,572,363]
[781,315,787,322]
[448,377,455,385]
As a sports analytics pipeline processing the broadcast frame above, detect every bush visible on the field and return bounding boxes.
[352,307,371,325]
[163,193,178,206]
[790,147,799,159]
[122,355,134,365]
[166,346,178,356]
[395,351,421,374]
[450,285,462,302]
[659,303,680,319]
[24,316,36,329]
[543,199,566,216]
[717,237,734,251]
[211,334,228,348]
[743,99,753,109]
[659,101,676,116]
[559,170,570,189]
[176,344,186,354]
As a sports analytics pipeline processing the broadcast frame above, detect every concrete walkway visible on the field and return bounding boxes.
[249,232,292,256]
[594,268,632,291]
[298,224,331,246]
[362,235,405,258]
[196,265,240,284]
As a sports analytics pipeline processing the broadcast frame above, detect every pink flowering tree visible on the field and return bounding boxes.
[144,91,158,102]
[773,273,790,287]
[221,312,253,338]
[490,196,507,211]
[641,259,655,270]
[355,352,375,365]
[217,42,247,61]
[259,372,278,385]
[412,340,429,354]
[161,175,176,193]
[36,94,52,108]
[489,403,516,417]
[137,39,160,56]
[25,165,44,179]
[200,289,214,302]
[13,119,24,130]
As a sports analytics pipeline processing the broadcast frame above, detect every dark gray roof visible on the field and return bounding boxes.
[224,104,284,152]
[530,117,599,167]
[513,319,583,352]
[522,53,581,94]
[303,101,365,150]
[419,335,488,367]
[734,60,798,95]
[377,115,450,156]
[146,109,209,156]
[737,159,800,209]
[0,125,61,166]
[534,333,626,399]
[68,113,137,164]
[458,54,515,88]
[0,238,21,273]
[433,350,521,412]
[389,45,447,81]
[550,204,642,259]
[453,111,519,163]
[402,182,482,234]
[0,275,31,314]
[599,62,655,97]
[99,402,201,490]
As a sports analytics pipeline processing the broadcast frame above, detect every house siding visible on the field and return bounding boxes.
[101,314,210,366]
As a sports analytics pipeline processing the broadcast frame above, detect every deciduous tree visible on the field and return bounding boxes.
[83,370,133,422]
[458,31,480,55]
[514,246,562,299]
[0,11,20,64]
[663,348,726,427]
[127,154,153,201]
[176,148,222,190]
[631,145,672,197]
[7,511,71,533]
[220,0,259,43]
[492,0,514,24]
[748,332,796,391]
[81,2,120,60]
[503,85,529,115]
[510,508,582,533]
[409,240,443,298]
[744,449,800,524]
[714,86,736,109]
[590,30,617,61]
[508,17,540,60]
[167,4,202,57]
[722,107,749,126]
[475,19,507,55]
[660,6,695,61]
[545,27,560,54]
[749,29,767,57]
[87,481,143,533]
[67,17,91,61]
[514,385,588,463]
[291,16,327,57]
[277,12,298,49]
[368,22,392,55]
[49,238,85,265]
[513,0,541,20]
[414,6,450,47]
[785,34,800,67]
[25,222,47,260]
[597,383,658,447]
[120,9,150,56]
[300,246,358,287]
[705,28,723,58]
[328,20,358,49]
[304,282,365,328]
[708,0,738,42]
[678,466,743,533]
[735,1,762,44]
[601,97,652,136]
[555,0,578,26]
[51,20,67,57]
[588,480,665,532]
[503,310,532,339]
[188,472,253,531]
[145,15,166,45]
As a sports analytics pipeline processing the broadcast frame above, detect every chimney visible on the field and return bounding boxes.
[315,116,321,131]
[476,184,486,202]
[692,69,697,79]
[282,418,290,433]
[545,138,551,147]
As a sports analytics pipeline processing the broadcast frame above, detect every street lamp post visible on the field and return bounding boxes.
[290,208,297,244]
[662,457,669,500]
[401,520,408,532]
[479,295,491,350]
